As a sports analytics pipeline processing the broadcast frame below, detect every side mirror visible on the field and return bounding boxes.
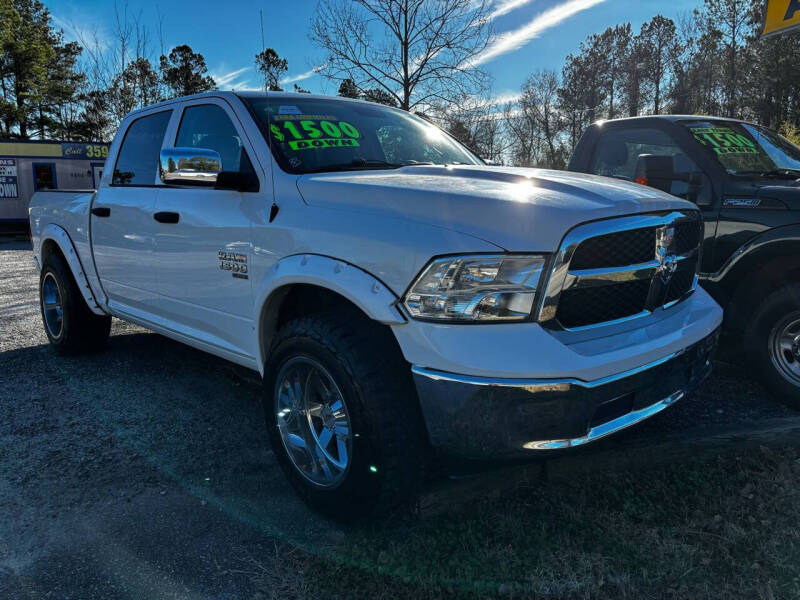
[160,147,221,186]
[634,154,675,193]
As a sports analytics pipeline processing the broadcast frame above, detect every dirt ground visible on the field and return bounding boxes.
[1,237,798,599]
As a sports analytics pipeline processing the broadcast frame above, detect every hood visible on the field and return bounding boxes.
[296,165,695,251]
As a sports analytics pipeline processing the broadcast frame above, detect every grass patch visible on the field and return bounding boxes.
[255,446,800,599]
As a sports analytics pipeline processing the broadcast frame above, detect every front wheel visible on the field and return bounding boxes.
[748,284,800,409]
[263,312,427,521]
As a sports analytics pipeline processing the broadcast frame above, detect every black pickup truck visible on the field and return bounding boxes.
[569,115,800,407]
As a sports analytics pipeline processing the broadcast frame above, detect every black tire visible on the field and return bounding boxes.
[39,252,111,355]
[746,283,800,409]
[263,311,427,521]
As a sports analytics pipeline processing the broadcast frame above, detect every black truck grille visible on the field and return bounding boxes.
[557,279,651,328]
[674,220,703,254]
[665,257,698,304]
[569,227,655,270]
[543,211,701,330]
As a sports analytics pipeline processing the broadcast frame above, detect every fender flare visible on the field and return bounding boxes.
[701,225,800,330]
[702,224,800,287]
[38,224,107,316]
[254,253,406,374]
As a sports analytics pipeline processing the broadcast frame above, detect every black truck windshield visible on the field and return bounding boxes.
[681,119,800,177]
[241,95,480,174]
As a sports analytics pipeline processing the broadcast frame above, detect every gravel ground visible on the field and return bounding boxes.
[0,236,795,599]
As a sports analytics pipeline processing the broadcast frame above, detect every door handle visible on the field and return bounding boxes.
[91,206,110,217]
[153,211,180,224]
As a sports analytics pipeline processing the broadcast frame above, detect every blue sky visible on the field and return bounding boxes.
[50,0,701,103]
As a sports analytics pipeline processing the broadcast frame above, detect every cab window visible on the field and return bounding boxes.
[175,104,254,174]
[589,128,700,199]
[113,110,172,186]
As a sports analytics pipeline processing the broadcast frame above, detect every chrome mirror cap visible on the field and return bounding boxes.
[159,147,221,186]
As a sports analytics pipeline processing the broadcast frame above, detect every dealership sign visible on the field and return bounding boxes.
[762,0,800,37]
[0,158,18,199]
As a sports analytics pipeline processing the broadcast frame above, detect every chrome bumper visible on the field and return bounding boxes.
[412,329,719,460]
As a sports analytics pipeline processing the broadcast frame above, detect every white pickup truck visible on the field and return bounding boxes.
[29,92,722,519]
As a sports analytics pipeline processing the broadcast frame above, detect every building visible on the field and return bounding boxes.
[0,139,109,232]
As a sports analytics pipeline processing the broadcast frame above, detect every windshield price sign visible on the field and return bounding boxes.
[761,0,800,37]
[689,126,759,156]
[270,115,361,151]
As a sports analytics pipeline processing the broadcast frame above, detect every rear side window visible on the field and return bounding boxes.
[589,127,700,198]
[175,104,254,173]
[112,110,172,185]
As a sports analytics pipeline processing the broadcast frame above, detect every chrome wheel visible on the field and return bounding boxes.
[42,272,64,339]
[769,315,800,386]
[274,356,352,488]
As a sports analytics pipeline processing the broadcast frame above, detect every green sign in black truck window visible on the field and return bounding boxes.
[682,119,800,177]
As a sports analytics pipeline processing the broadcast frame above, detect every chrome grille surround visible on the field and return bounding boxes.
[537,211,702,331]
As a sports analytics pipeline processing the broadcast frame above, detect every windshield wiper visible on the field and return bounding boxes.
[302,159,403,174]
[735,168,800,179]
[301,159,438,174]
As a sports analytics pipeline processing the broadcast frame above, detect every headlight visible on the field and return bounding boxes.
[403,254,546,322]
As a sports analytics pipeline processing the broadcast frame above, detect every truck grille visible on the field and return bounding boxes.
[569,227,654,270]
[539,211,702,330]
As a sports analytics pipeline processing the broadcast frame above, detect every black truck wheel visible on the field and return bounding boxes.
[748,284,800,409]
[263,312,426,521]
[39,252,111,355]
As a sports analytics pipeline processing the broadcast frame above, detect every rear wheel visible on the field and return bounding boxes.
[264,311,426,521]
[39,252,111,355]
[748,284,800,409]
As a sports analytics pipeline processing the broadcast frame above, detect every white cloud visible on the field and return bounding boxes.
[279,64,326,86]
[472,0,606,66]
[52,15,110,51]
[488,0,536,20]
[489,91,523,106]
[211,66,253,88]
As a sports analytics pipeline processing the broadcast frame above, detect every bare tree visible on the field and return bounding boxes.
[519,71,566,169]
[310,0,491,111]
[432,95,509,162]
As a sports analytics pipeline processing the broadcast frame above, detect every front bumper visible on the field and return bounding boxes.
[412,328,719,459]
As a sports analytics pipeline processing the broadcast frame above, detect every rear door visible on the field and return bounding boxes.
[91,109,172,321]
[153,98,264,360]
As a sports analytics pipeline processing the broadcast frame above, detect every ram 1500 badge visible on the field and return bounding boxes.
[29,92,722,520]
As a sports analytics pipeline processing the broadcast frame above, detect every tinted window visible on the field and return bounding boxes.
[589,127,700,198]
[113,111,171,185]
[176,104,253,173]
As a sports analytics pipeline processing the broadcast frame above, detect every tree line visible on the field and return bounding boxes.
[463,0,800,167]
[3,0,800,166]
[0,0,491,142]
[0,0,315,141]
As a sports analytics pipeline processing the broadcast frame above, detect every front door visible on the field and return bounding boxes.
[91,109,172,321]
[153,100,263,360]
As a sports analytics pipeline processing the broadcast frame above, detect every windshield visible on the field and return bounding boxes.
[681,119,800,177]
[240,95,481,174]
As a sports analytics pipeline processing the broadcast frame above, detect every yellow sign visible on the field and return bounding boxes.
[762,0,800,37]
[0,142,61,157]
